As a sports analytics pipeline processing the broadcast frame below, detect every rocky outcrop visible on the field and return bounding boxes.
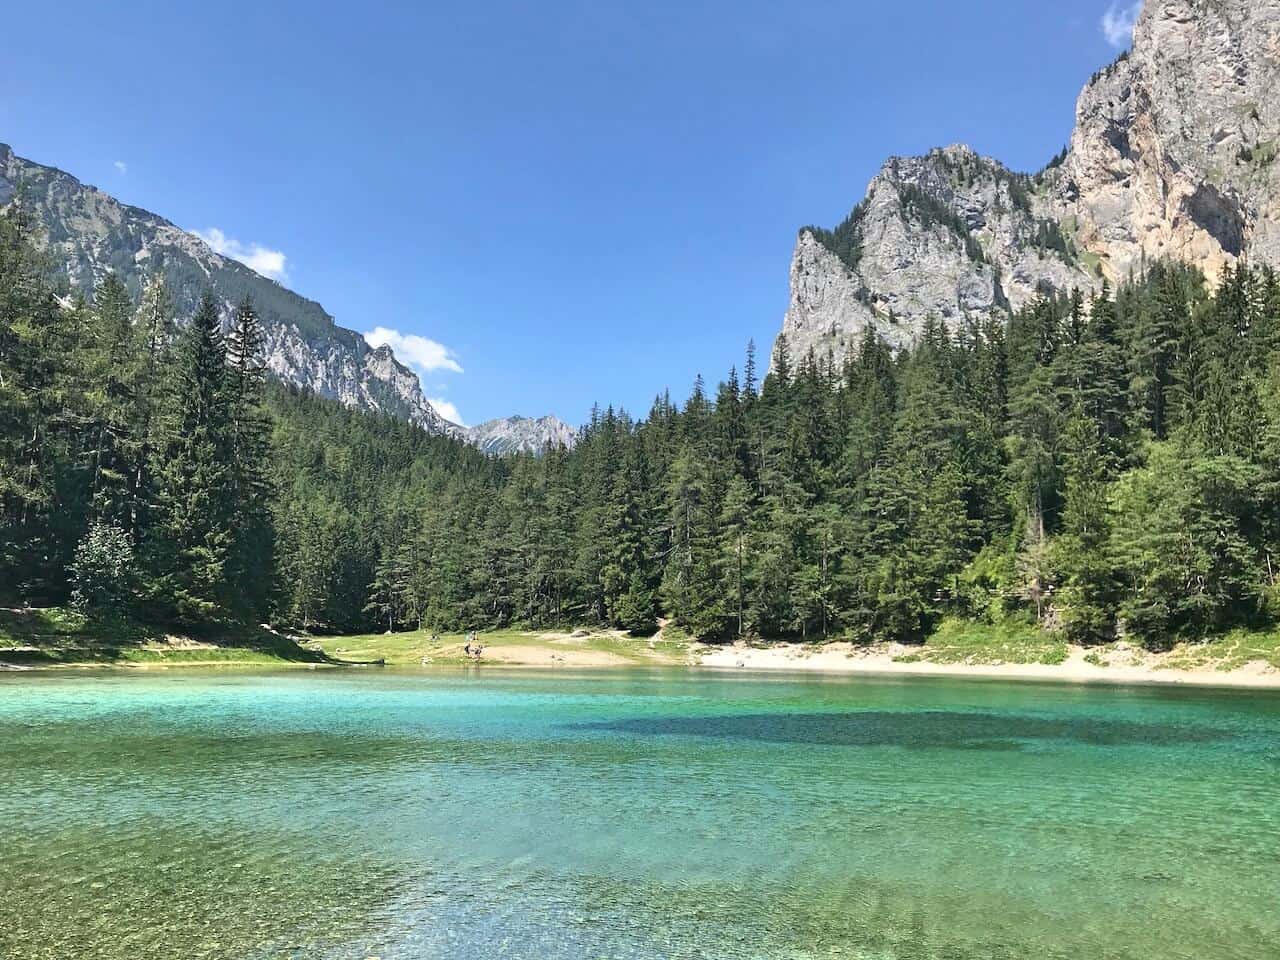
[782,147,1095,365]
[1,142,451,436]
[780,0,1280,367]
[458,416,577,456]
[1055,0,1280,283]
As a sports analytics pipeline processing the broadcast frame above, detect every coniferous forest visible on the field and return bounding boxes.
[4,204,1280,648]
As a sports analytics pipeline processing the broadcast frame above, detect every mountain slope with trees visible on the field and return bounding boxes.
[0,142,576,451]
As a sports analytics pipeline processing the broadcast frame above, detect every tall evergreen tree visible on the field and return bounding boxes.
[224,296,275,619]
[148,291,235,620]
[1052,406,1116,641]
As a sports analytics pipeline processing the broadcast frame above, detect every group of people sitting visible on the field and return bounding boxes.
[462,631,484,659]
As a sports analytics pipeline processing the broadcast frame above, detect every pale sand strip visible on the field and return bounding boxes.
[696,641,1280,689]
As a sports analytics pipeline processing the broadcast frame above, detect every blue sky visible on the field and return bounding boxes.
[1,1,1139,426]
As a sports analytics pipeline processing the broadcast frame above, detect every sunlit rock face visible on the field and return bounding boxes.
[454,416,577,455]
[780,0,1280,368]
[1059,0,1280,285]
[781,146,1095,368]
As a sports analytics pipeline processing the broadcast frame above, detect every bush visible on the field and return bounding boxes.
[69,522,135,613]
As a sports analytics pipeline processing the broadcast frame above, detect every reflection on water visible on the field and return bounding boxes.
[2,669,1278,959]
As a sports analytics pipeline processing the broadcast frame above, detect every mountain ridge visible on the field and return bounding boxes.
[456,415,578,456]
[0,143,575,452]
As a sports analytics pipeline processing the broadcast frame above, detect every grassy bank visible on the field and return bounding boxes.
[306,627,693,668]
[8,606,1278,679]
[1082,626,1280,673]
[909,618,1280,673]
[895,619,1070,666]
[0,608,335,669]
[699,617,1280,684]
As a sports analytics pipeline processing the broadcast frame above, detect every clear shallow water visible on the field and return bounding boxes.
[1,668,1278,959]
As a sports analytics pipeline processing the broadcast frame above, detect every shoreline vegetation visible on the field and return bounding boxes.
[6,608,1278,688]
[0,607,363,670]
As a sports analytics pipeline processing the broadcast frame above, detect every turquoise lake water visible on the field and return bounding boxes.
[1,667,1278,959]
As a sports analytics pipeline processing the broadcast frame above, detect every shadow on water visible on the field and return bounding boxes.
[571,710,1237,749]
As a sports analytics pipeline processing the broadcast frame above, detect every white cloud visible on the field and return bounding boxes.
[428,397,465,426]
[1101,1,1141,48]
[191,227,289,282]
[363,326,464,374]
[113,160,127,175]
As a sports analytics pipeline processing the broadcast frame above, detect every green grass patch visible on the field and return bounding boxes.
[1078,250,1104,276]
[1241,139,1279,169]
[1157,626,1280,673]
[0,607,330,669]
[898,618,1069,666]
[660,622,692,643]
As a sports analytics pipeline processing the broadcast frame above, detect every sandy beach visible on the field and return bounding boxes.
[695,640,1280,688]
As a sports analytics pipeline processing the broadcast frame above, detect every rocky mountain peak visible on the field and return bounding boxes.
[0,143,574,453]
[457,415,578,456]
[779,0,1280,368]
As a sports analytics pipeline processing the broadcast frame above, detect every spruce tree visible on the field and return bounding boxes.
[1053,406,1116,641]
[85,274,141,524]
[224,296,275,619]
[0,206,81,599]
[148,291,234,620]
[127,275,176,537]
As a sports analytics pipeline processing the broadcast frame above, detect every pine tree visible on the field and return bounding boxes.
[661,451,726,638]
[365,545,410,631]
[769,332,791,390]
[1076,284,1129,458]
[718,474,754,638]
[127,274,176,536]
[743,339,759,401]
[83,273,140,522]
[224,296,275,619]
[1129,263,1203,440]
[1052,406,1116,641]
[277,502,333,629]
[1111,442,1261,637]
[0,206,81,599]
[148,291,235,620]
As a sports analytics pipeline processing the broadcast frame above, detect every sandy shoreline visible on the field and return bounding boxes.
[8,628,1280,689]
[695,641,1280,689]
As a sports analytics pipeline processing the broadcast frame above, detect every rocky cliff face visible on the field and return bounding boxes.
[1055,0,1280,284]
[783,147,1095,363]
[458,416,577,456]
[780,0,1280,367]
[2,143,448,436]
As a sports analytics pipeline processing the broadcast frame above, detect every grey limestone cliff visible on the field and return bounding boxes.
[779,0,1280,368]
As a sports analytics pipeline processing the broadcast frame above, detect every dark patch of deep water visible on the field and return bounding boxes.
[572,709,1238,749]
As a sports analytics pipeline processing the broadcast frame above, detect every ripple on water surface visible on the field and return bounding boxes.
[1,669,1278,959]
